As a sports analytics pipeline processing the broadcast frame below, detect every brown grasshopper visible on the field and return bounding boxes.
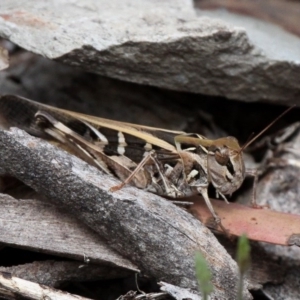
[0,95,293,227]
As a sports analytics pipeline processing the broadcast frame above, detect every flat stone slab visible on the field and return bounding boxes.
[0,0,299,103]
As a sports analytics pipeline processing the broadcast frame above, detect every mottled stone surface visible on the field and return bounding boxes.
[0,0,299,104]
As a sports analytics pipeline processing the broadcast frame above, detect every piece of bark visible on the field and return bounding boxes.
[0,128,251,299]
[0,193,138,272]
[118,290,168,300]
[0,261,131,288]
[159,282,203,300]
[0,272,92,300]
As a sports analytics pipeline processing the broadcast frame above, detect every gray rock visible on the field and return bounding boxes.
[0,0,299,102]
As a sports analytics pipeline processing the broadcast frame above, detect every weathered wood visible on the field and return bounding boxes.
[159,282,202,300]
[0,193,137,272]
[0,128,251,299]
[0,261,131,287]
[0,272,92,300]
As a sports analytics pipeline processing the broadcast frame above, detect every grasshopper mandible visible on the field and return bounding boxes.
[0,95,293,227]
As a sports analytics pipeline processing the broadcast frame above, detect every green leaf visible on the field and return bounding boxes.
[236,234,251,300]
[195,252,213,299]
[236,234,251,275]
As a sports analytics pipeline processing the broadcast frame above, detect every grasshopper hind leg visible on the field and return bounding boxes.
[197,186,228,233]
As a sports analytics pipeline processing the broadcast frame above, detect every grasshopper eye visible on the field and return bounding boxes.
[215,151,229,166]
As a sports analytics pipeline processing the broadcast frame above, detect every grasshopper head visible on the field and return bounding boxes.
[175,135,246,196]
[206,136,245,195]
[175,104,294,198]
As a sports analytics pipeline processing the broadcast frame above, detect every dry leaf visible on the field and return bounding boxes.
[189,197,300,246]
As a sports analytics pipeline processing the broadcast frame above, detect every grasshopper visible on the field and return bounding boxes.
[0,95,293,228]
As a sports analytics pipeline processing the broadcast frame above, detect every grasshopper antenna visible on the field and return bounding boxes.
[239,105,295,152]
[243,132,255,147]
